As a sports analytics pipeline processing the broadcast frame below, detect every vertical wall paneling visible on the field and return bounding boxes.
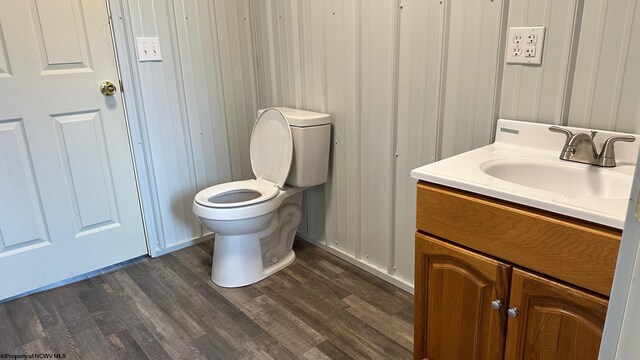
[357,0,397,271]
[499,0,640,132]
[294,0,329,245]
[499,0,582,124]
[300,0,331,254]
[249,0,504,289]
[440,0,506,159]
[251,0,300,108]
[139,0,201,249]
[109,0,257,256]
[393,0,443,281]
[568,0,640,133]
[320,0,360,257]
[167,0,208,243]
[392,0,506,281]
[109,0,164,253]
[209,0,257,181]
[300,1,327,112]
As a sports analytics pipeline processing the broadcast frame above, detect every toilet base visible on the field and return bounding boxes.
[210,231,296,287]
[208,191,303,288]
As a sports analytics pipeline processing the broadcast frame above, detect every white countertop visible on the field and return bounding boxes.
[411,120,639,229]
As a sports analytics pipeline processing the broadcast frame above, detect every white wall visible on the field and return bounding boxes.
[568,0,640,132]
[500,0,640,132]
[109,0,257,256]
[249,0,640,288]
[110,0,640,287]
[250,0,507,288]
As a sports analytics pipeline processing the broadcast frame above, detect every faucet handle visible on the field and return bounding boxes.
[598,135,636,167]
[549,126,574,143]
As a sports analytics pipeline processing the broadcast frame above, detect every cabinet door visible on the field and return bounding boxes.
[504,269,608,360]
[415,233,511,360]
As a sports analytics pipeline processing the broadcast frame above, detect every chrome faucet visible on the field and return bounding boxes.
[548,126,635,167]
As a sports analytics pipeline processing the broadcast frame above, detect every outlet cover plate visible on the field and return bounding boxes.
[506,27,545,65]
[136,37,162,62]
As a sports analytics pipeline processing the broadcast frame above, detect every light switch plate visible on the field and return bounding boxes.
[505,27,545,65]
[136,37,162,62]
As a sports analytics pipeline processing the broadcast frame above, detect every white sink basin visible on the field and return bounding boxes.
[480,159,632,199]
[411,119,639,229]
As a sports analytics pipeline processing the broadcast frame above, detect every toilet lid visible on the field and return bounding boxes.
[250,108,293,188]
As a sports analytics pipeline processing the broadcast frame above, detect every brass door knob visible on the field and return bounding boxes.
[100,81,117,96]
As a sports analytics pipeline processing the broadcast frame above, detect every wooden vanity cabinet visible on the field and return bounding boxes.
[414,233,510,360]
[504,269,608,360]
[414,181,620,360]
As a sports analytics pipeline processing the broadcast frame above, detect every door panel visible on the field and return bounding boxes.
[53,110,119,235]
[414,233,511,360]
[0,0,146,300]
[0,119,49,248]
[504,269,608,360]
[31,0,92,71]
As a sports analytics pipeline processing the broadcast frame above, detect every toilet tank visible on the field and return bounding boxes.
[258,107,332,187]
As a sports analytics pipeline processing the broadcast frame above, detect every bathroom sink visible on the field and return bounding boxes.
[411,119,639,229]
[480,159,632,199]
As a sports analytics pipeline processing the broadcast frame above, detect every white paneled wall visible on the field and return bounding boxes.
[568,0,640,132]
[394,0,506,283]
[394,0,443,284]
[499,0,640,132]
[248,0,640,289]
[440,0,506,159]
[109,0,256,255]
[249,0,507,289]
[250,0,406,287]
[500,0,582,124]
[357,0,398,274]
[107,0,640,288]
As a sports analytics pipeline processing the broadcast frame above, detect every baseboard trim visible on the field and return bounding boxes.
[296,232,414,294]
[153,234,214,257]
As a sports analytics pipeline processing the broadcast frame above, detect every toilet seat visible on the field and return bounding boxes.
[195,108,294,210]
[194,179,279,208]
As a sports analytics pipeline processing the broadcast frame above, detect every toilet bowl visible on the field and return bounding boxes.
[193,107,331,287]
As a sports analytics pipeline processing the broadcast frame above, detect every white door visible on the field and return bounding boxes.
[0,0,146,300]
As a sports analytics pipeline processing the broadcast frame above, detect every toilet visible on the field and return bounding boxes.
[193,107,332,287]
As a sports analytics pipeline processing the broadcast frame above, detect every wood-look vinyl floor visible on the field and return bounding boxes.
[0,239,414,359]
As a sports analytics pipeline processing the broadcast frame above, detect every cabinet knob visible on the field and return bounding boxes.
[508,307,519,318]
[490,299,502,310]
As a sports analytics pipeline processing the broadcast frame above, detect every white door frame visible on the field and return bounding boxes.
[106,0,163,256]
[600,148,640,359]
[104,0,151,257]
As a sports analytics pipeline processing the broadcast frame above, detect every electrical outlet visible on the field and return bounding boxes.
[136,37,162,62]
[524,46,536,58]
[506,26,545,65]
[512,46,522,57]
